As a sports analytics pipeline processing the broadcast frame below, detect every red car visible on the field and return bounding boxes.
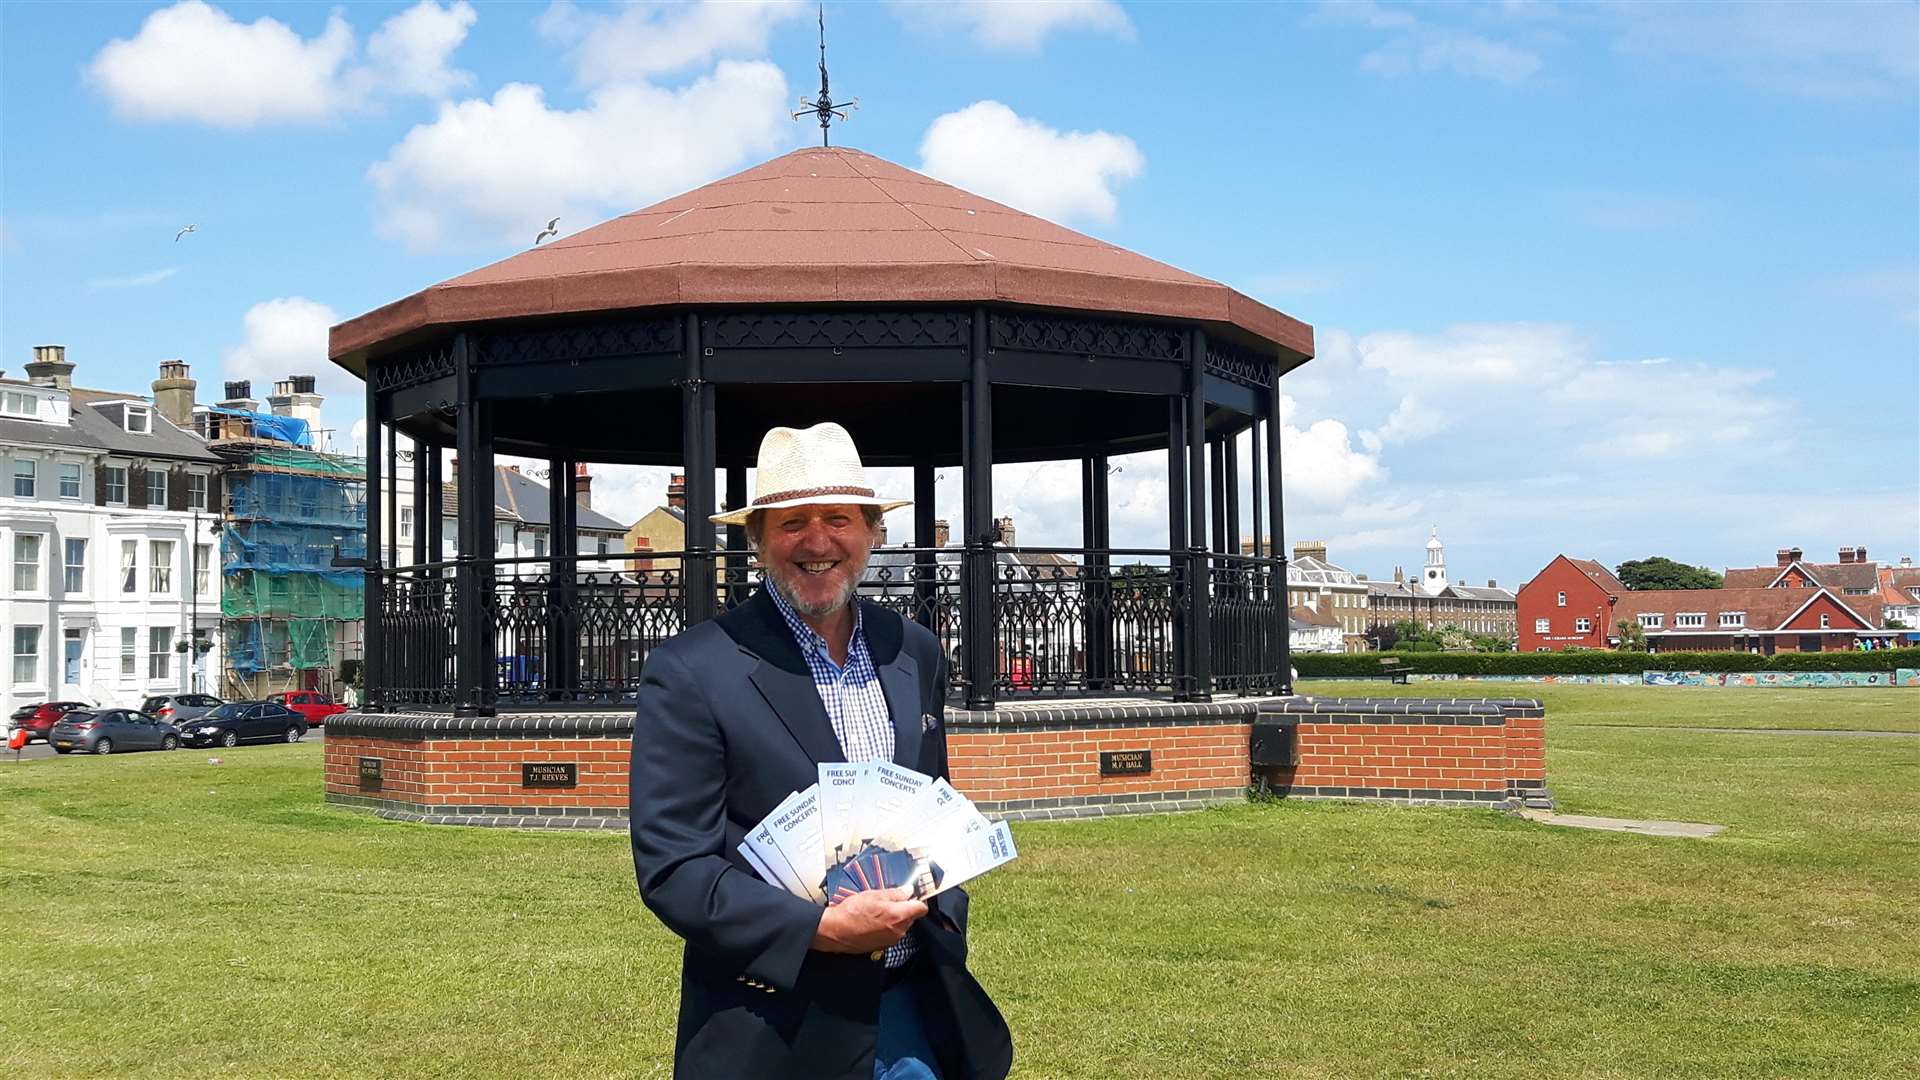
[268,691,346,727]
[8,701,93,743]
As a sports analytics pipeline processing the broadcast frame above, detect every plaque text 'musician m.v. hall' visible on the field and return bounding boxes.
[1099,750,1152,776]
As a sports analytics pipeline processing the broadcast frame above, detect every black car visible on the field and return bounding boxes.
[178,701,309,748]
[48,709,182,754]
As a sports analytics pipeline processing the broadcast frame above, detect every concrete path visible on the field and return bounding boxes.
[1573,725,1915,738]
[1520,809,1725,839]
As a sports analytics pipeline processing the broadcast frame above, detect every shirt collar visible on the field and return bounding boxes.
[765,582,866,664]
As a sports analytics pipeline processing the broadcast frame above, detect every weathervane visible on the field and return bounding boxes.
[793,4,856,146]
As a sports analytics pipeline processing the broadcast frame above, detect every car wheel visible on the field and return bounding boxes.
[221,729,239,748]
[162,734,179,751]
[95,738,113,755]
[286,725,303,743]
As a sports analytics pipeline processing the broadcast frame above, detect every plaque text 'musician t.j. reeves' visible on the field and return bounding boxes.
[1099,750,1152,776]
[521,762,578,788]
[358,757,382,790]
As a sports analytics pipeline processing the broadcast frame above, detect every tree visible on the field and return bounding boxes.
[1616,556,1724,591]
[1615,619,1647,652]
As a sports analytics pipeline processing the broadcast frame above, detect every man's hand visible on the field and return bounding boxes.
[810,887,926,954]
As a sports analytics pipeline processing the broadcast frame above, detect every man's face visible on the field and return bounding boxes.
[757,503,875,618]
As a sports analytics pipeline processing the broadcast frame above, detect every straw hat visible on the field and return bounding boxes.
[709,422,911,526]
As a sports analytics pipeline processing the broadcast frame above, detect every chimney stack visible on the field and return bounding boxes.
[1857,545,1867,564]
[573,463,592,508]
[1293,540,1328,563]
[934,519,951,549]
[267,373,327,450]
[993,515,1015,547]
[1393,565,1405,584]
[25,345,74,389]
[876,520,889,545]
[666,473,686,510]
[1776,548,1795,567]
[152,359,196,428]
[1487,579,1497,588]
[1790,546,1803,563]
[218,379,259,413]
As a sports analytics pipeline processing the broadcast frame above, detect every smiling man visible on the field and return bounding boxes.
[629,422,1013,1080]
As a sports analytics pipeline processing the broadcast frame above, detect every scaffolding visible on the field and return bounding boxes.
[215,433,366,699]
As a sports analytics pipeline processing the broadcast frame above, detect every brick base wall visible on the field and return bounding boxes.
[322,696,1551,827]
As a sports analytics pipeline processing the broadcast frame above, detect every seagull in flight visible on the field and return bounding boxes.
[534,218,559,245]
[174,224,197,242]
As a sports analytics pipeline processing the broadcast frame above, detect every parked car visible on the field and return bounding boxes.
[178,702,308,748]
[8,701,93,743]
[141,693,225,726]
[48,710,181,754]
[268,691,346,727]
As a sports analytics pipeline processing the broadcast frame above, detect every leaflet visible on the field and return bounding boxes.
[916,820,1019,897]
[765,787,827,902]
[865,762,933,849]
[817,762,868,864]
[739,791,810,898]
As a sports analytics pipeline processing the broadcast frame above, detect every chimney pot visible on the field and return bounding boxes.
[25,344,75,389]
[667,473,686,509]
[933,518,951,549]
[993,515,1015,547]
[1777,548,1794,567]
[1857,545,1867,564]
[573,463,592,509]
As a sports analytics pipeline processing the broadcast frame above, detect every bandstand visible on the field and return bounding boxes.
[321,147,1450,827]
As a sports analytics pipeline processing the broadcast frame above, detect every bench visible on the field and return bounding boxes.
[1376,657,1410,684]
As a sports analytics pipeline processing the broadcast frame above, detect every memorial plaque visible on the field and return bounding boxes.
[358,757,383,790]
[522,762,578,788]
[1099,750,1152,776]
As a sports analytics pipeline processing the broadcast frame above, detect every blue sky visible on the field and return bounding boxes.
[3,1,1915,586]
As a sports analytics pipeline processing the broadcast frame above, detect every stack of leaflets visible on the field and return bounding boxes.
[739,762,1018,905]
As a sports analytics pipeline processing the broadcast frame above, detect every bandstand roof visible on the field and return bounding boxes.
[330,147,1312,369]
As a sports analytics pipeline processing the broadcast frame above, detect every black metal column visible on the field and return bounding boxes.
[1081,454,1112,692]
[362,372,384,711]
[1266,382,1291,694]
[1209,438,1228,556]
[453,334,496,716]
[681,313,717,625]
[545,455,576,700]
[1166,395,1189,698]
[913,464,937,633]
[423,444,443,566]
[961,308,995,709]
[1187,329,1212,701]
[409,439,431,566]
[1248,421,1264,560]
[1224,431,1241,561]
[724,465,748,608]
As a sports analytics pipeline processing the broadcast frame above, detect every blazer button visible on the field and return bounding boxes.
[869,950,884,962]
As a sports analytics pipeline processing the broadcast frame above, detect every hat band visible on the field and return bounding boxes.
[751,484,876,507]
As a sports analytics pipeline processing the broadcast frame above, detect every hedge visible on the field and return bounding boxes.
[1293,647,1920,678]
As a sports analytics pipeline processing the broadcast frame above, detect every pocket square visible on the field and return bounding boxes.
[921,712,941,732]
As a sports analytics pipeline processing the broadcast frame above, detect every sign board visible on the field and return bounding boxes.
[521,762,578,789]
[358,757,382,791]
[1099,750,1151,776]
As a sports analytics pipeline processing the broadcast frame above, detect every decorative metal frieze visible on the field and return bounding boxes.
[991,312,1186,362]
[704,311,966,350]
[475,316,680,367]
[1204,337,1277,392]
[368,341,457,393]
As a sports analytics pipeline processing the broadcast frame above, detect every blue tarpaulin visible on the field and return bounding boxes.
[210,406,311,447]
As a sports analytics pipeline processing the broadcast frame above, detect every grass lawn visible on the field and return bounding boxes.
[2,687,1915,1079]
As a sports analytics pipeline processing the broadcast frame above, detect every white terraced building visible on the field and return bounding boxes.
[2,348,224,718]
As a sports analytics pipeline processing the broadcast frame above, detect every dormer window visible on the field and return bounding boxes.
[125,405,152,434]
[2,389,37,418]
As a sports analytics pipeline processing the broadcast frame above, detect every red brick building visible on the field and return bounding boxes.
[1518,547,1888,654]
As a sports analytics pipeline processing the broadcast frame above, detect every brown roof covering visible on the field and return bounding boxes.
[1567,557,1627,594]
[1880,565,1920,605]
[330,147,1312,369]
[1724,560,1880,593]
[1289,604,1341,628]
[1612,587,1881,631]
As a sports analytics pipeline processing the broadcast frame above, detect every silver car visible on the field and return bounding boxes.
[141,694,224,726]
[48,709,183,754]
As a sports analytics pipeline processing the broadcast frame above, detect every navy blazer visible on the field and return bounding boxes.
[630,589,1014,1080]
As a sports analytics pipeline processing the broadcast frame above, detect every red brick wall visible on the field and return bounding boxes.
[324,736,629,810]
[1517,557,1614,652]
[1284,721,1510,793]
[945,723,1250,805]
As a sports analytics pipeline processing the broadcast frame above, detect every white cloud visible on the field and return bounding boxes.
[1564,190,1702,232]
[918,101,1143,223]
[888,0,1133,52]
[221,297,359,445]
[87,1,476,128]
[87,266,181,290]
[538,0,807,85]
[1314,1,1543,85]
[368,62,790,251]
[1607,0,1918,100]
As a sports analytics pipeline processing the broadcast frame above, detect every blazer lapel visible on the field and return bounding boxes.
[749,661,845,765]
[881,650,922,770]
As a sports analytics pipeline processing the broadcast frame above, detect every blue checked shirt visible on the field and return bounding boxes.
[766,584,916,968]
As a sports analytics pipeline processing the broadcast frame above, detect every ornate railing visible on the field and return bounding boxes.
[372,547,1290,710]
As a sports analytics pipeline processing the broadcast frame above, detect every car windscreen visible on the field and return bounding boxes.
[141,698,169,711]
[204,704,248,720]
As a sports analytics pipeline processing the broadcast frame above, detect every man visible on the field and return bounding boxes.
[630,422,1013,1080]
